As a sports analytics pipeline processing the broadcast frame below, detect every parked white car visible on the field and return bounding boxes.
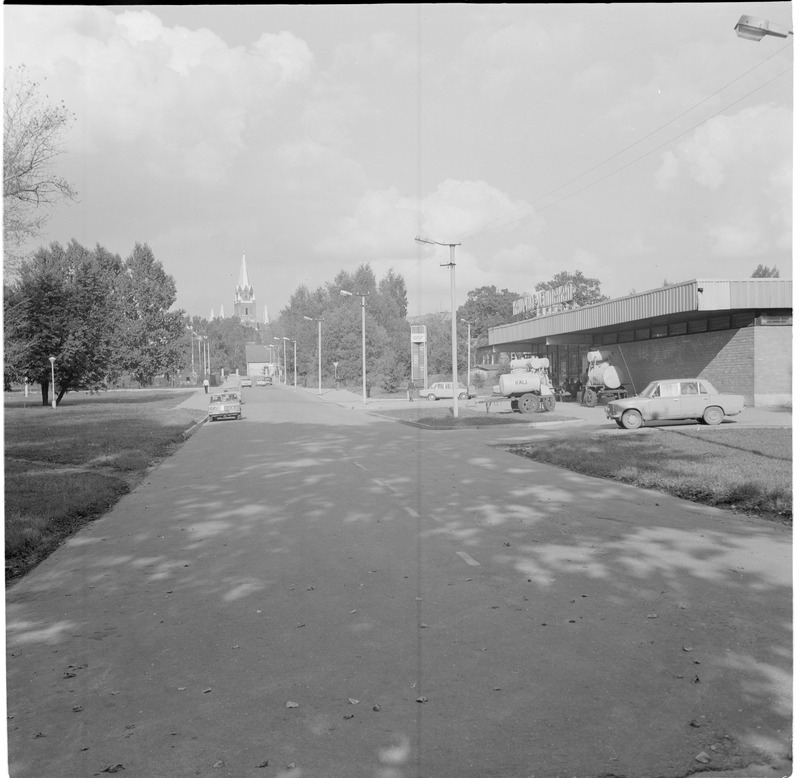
[606,378,745,430]
[423,382,472,400]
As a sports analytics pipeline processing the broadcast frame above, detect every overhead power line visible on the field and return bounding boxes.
[458,42,793,242]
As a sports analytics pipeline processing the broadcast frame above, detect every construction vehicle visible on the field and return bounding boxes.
[495,357,556,413]
[582,350,628,407]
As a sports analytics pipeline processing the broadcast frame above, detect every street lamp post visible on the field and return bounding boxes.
[273,337,284,384]
[48,356,56,409]
[187,326,195,377]
[340,289,368,405]
[282,337,290,385]
[303,316,323,395]
[734,14,792,40]
[416,236,461,418]
[292,339,297,388]
[460,318,472,395]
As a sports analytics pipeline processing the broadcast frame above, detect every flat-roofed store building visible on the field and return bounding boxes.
[479,279,792,408]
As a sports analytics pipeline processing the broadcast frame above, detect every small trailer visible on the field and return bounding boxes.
[582,350,628,407]
[494,357,557,414]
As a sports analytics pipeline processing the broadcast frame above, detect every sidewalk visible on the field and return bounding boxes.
[292,385,793,428]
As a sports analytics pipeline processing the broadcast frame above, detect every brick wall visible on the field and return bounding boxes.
[753,326,792,406]
[600,328,756,403]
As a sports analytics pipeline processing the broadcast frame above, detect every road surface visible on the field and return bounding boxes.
[6,385,792,777]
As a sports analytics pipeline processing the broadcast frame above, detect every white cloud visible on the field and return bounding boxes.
[5,7,315,182]
[318,179,535,259]
[655,104,791,191]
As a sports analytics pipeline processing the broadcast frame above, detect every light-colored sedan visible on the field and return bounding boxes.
[208,392,242,421]
[241,377,253,387]
[606,378,745,430]
[423,382,471,400]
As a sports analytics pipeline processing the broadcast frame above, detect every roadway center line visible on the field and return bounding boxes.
[404,507,419,517]
[456,551,481,566]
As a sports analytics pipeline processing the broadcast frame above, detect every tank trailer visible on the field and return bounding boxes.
[496,357,556,413]
[582,350,628,407]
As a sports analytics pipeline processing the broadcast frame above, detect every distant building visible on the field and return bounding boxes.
[234,254,257,328]
[479,278,792,408]
[245,344,276,379]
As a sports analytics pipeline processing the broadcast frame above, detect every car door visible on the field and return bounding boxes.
[646,381,681,420]
[679,381,705,418]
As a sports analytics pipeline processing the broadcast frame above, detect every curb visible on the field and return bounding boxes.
[182,415,208,439]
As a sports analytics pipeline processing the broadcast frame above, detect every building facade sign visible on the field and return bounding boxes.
[513,283,575,317]
[410,325,427,385]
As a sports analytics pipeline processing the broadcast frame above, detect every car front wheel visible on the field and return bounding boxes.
[621,409,643,430]
[702,406,724,425]
[427,393,437,401]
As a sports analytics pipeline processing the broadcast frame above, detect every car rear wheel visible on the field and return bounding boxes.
[702,406,724,425]
[621,409,643,430]
[519,393,538,413]
[458,392,467,400]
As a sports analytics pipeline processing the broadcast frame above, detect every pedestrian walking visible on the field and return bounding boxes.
[203,378,209,394]
[407,379,415,402]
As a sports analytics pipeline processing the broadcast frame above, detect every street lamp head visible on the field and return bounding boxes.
[735,14,792,40]
[340,289,353,297]
[49,356,55,364]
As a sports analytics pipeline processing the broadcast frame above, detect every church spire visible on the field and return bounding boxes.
[238,253,250,289]
[234,252,256,328]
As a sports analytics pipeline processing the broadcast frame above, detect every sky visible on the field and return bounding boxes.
[3,3,794,321]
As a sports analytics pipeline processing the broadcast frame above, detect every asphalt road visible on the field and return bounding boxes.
[5,385,792,778]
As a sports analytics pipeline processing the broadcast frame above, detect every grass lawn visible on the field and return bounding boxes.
[5,390,206,582]
[505,426,792,522]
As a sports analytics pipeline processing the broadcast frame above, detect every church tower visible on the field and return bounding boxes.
[234,254,257,328]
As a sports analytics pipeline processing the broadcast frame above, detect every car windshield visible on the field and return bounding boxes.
[639,381,660,398]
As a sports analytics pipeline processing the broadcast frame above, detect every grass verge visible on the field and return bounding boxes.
[5,390,206,583]
[504,427,792,522]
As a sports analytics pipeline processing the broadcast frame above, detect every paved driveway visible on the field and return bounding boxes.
[6,385,792,777]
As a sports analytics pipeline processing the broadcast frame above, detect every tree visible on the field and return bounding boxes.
[751,264,780,278]
[275,263,411,391]
[456,285,523,343]
[4,240,121,405]
[4,65,77,272]
[534,270,608,309]
[201,315,257,378]
[113,243,186,386]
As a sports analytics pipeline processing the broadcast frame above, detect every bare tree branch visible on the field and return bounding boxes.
[4,65,78,273]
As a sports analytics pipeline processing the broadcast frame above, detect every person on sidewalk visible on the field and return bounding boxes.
[203,378,209,394]
[407,379,415,402]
